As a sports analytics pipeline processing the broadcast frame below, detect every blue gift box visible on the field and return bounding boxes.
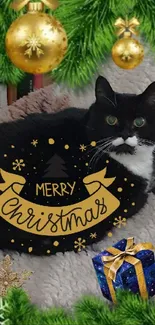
[92,238,155,301]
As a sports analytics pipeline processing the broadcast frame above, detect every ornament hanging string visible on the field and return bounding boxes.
[10,0,59,11]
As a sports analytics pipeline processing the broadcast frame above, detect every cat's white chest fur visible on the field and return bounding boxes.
[109,145,154,183]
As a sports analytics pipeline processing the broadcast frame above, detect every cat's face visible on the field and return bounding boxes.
[87,76,155,156]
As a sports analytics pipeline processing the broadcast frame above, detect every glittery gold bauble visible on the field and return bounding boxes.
[112,37,144,70]
[5,7,67,74]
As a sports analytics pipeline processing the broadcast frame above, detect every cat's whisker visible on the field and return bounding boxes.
[139,141,154,147]
[87,137,114,155]
[94,144,112,166]
[88,140,112,169]
[90,143,112,169]
[139,138,155,145]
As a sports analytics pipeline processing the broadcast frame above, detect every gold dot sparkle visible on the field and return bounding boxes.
[11,239,15,243]
[28,247,33,253]
[132,202,136,206]
[90,141,96,147]
[124,178,127,181]
[85,162,89,166]
[48,138,55,145]
[108,232,113,237]
[117,187,123,192]
[124,209,128,213]
[64,144,69,150]
[4,154,7,157]
[53,241,59,247]
[47,250,51,254]
[11,145,15,148]
[106,160,109,163]
[131,183,135,187]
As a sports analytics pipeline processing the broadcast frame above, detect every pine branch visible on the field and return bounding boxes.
[74,295,116,325]
[132,0,155,51]
[1,0,155,87]
[0,298,9,325]
[3,288,41,325]
[4,288,74,325]
[2,287,155,325]
[0,6,25,84]
[116,290,155,325]
[49,0,119,88]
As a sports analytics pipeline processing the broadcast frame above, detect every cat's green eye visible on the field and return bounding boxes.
[106,115,118,126]
[133,117,146,128]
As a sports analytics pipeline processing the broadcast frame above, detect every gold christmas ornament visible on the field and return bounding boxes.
[5,0,68,74]
[112,17,144,70]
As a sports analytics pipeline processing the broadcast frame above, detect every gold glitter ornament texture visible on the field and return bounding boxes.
[112,37,144,69]
[0,255,32,297]
[5,12,68,74]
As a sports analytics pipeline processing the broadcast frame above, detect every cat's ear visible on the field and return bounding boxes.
[141,82,155,105]
[95,76,116,107]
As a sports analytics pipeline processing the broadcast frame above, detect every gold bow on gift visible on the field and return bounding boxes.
[10,0,59,11]
[102,237,154,303]
[114,17,140,37]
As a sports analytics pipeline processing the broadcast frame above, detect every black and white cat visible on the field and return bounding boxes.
[86,76,155,192]
[0,75,155,255]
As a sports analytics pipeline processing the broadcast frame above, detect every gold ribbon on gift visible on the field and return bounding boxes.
[10,0,59,11]
[102,237,154,303]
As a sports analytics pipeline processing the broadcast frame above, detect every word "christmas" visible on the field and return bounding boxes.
[35,182,76,197]
[1,197,107,236]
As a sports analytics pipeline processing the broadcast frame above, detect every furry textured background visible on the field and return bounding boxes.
[0,54,155,308]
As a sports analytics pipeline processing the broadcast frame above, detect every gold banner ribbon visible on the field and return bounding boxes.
[10,0,59,11]
[0,168,120,236]
[102,237,154,303]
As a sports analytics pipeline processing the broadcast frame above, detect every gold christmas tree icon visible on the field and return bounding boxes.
[0,255,33,297]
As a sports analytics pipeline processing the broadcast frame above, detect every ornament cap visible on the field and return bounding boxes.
[28,2,44,12]
[123,31,132,38]
[10,0,59,11]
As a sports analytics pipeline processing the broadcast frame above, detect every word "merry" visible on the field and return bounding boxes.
[35,182,76,197]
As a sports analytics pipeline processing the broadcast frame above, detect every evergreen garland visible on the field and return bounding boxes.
[1,0,155,87]
[2,287,155,325]
[0,6,25,85]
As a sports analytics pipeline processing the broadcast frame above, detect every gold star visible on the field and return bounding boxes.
[121,52,132,61]
[12,159,25,171]
[74,238,86,252]
[31,139,38,147]
[80,144,87,152]
[20,33,44,58]
[79,144,87,152]
[0,255,33,297]
[90,232,97,239]
[113,216,127,228]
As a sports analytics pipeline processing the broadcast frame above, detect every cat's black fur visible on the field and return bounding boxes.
[0,76,155,255]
